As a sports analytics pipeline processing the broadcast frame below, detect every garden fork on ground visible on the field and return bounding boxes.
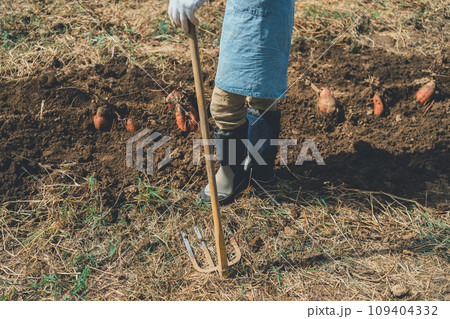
[181,226,241,275]
[180,22,241,278]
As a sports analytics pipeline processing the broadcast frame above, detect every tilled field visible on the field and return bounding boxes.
[0,42,448,206]
[0,0,449,301]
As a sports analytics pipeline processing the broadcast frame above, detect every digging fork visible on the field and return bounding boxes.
[182,21,241,278]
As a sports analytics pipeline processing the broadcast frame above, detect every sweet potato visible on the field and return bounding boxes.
[317,87,336,114]
[187,106,199,132]
[373,93,384,116]
[416,80,435,105]
[175,105,188,132]
[125,118,136,133]
[168,90,199,132]
[93,107,111,131]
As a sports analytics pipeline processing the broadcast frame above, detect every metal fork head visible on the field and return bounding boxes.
[181,226,241,274]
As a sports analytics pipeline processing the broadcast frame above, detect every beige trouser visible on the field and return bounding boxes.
[210,86,277,130]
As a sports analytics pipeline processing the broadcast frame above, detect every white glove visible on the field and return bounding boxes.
[168,0,206,33]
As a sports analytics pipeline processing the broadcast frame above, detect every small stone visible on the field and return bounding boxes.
[391,284,409,297]
[395,114,402,122]
[367,109,374,115]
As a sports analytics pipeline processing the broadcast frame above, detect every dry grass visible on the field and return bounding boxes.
[1,0,448,80]
[0,0,449,300]
[0,167,448,300]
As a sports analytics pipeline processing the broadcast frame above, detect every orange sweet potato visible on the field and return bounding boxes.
[416,80,435,105]
[373,93,384,116]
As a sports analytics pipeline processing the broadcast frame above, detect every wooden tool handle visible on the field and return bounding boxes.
[187,22,229,278]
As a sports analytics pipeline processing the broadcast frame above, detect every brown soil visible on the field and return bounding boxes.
[0,42,449,208]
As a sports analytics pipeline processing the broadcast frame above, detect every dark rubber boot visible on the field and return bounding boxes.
[246,108,281,184]
[198,122,249,204]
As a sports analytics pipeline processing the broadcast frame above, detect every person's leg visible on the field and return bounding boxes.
[210,86,247,130]
[198,86,249,204]
[246,97,281,184]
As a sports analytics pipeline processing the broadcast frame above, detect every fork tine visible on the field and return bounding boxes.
[181,231,216,273]
[181,231,195,258]
[194,226,202,239]
[227,230,241,266]
[180,228,241,274]
[194,226,215,268]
